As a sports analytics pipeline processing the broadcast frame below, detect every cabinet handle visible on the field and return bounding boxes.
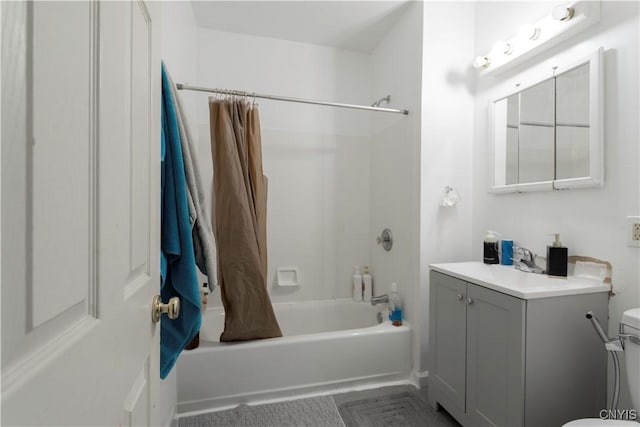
[466,297,474,305]
[457,293,464,302]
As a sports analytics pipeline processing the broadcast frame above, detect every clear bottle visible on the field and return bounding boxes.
[388,282,403,326]
[352,266,363,302]
[362,266,372,302]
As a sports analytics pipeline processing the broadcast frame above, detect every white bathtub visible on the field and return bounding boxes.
[176,298,411,414]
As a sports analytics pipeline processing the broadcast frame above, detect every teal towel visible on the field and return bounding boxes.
[160,63,201,379]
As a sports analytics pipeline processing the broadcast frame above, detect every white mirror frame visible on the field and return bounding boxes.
[489,47,604,194]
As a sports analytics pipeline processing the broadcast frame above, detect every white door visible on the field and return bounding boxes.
[1,1,165,425]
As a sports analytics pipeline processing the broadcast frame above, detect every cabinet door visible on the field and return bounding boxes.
[429,271,468,411]
[466,284,526,427]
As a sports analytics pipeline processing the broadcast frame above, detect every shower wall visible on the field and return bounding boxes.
[192,29,373,307]
[161,2,426,380]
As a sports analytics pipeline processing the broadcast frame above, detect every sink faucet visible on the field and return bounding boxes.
[371,294,389,306]
[513,246,544,274]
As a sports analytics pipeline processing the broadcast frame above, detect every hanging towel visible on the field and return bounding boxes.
[160,63,201,379]
[165,67,218,291]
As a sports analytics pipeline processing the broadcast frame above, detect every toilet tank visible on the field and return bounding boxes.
[622,308,640,410]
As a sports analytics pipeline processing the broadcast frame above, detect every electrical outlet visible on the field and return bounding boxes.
[628,216,640,247]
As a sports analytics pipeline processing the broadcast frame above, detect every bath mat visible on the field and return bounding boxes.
[179,395,346,427]
[337,391,455,427]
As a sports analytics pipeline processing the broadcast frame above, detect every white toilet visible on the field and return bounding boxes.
[564,308,640,426]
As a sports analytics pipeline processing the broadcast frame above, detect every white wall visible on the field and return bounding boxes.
[161,1,199,133]
[472,1,640,410]
[419,1,476,375]
[193,28,373,307]
[370,0,423,377]
[160,2,198,424]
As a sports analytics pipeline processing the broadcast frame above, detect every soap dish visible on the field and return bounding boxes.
[276,266,301,287]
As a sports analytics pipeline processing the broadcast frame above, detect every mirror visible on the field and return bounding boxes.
[555,64,591,180]
[491,48,603,193]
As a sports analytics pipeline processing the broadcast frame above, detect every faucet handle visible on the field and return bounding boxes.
[371,294,389,306]
[513,245,534,261]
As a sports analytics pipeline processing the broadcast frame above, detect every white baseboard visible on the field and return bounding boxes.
[409,369,429,388]
[417,371,429,388]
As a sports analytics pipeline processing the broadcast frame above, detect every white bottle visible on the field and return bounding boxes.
[352,266,363,302]
[362,266,372,302]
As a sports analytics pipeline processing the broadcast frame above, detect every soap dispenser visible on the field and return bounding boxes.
[483,230,500,264]
[546,234,568,277]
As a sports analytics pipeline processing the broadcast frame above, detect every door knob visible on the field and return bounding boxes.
[152,295,180,323]
[467,297,474,305]
[457,293,464,302]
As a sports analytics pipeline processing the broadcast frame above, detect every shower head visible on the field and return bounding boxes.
[371,95,391,108]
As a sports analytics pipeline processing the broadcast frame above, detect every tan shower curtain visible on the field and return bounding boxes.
[209,98,282,342]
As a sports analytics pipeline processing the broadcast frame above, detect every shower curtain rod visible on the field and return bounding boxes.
[175,83,410,115]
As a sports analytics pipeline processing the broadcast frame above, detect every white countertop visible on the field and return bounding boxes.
[429,262,611,300]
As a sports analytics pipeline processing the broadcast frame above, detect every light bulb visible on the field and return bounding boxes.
[473,56,490,69]
[518,24,541,41]
[493,41,513,56]
[552,5,575,21]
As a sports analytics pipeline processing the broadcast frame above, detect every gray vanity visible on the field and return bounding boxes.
[428,262,611,427]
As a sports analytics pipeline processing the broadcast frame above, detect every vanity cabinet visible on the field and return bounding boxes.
[428,269,609,427]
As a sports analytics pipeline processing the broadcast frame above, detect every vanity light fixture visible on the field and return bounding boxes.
[473,0,599,75]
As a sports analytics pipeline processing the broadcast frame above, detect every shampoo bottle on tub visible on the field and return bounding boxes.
[352,266,363,302]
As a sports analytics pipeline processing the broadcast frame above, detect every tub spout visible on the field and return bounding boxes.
[371,294,389,306]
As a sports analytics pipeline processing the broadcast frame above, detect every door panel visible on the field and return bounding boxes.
[129,0,152,281]
[1,1,98,373]
[466,284,525,427]
[31,1,94,329]
[429,271,467,411]
[1,2,162,425]
[124,360,151,426]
